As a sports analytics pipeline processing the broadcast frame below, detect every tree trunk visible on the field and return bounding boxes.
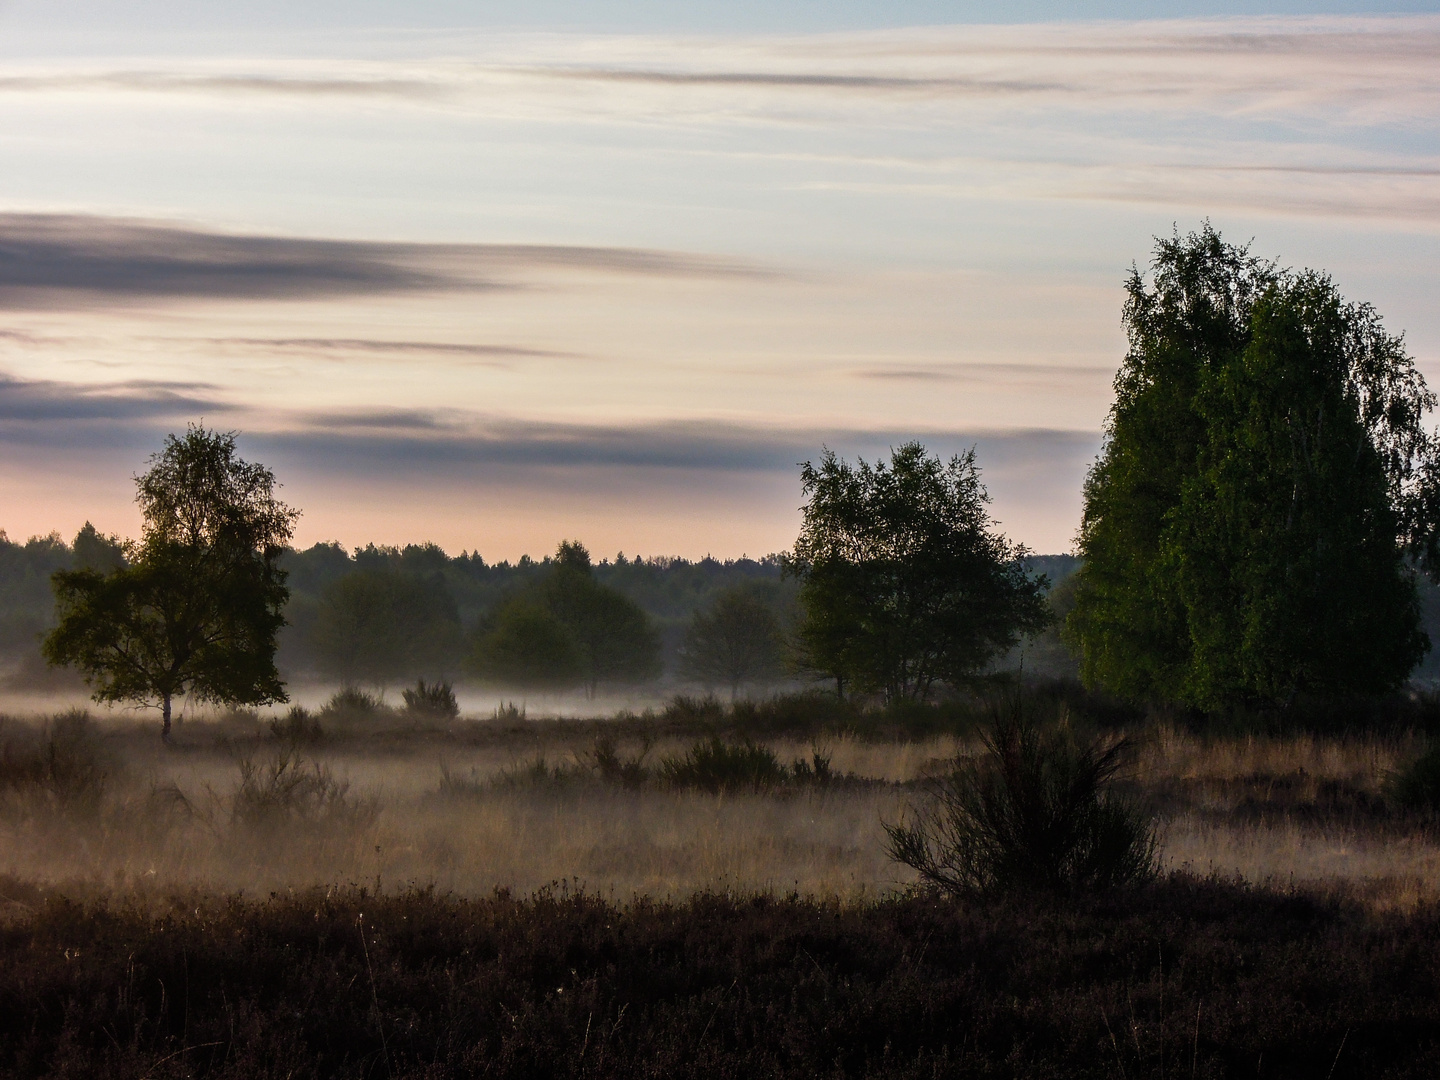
[162,693,172,741]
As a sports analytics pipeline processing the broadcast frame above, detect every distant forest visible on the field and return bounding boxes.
[4,531,1435,690]
[0,531,1086,690]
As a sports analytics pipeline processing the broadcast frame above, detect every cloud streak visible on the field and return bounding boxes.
[0,215,773,309]
[2,17,1437,119]
[196,337,575,366]
[0,369,1097,478]
[259,409,1100,478]
[0,372,227,423]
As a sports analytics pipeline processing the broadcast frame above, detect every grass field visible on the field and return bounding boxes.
[1,688,1438,1075]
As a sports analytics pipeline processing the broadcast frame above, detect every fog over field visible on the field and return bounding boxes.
[0,694,1434,915]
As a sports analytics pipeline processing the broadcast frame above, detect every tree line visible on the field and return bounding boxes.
[20,223,1440,734]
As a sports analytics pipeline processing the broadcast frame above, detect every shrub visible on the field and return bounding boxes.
[0,710,108,810]
[885,701,1156,895]
[491,755,589,790]
[660,737,788,793]
[435,763,489,798]
[402,679,460,721]
[589,735,651,788]
[318,686,384,724]
[492,702,527,723]
[660,694,728,728]
[1388,743,1440,813]
[231,749,376,833]
[790,748,833,783]
[268,705,324,746]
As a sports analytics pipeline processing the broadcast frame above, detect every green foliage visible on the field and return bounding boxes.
[402,679,461,720]
[788,442,1049,703]
[310,568,463,686]
[678,585,784,698]
[471,603,582,688]
[43,426,297,738]
[1069,225,1437,709]
[471,542,661,694]
[1169,273,1427,706]
[885,703,1157,895]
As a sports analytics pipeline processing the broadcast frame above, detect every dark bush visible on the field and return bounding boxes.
[268,705,324,746]
[402,679,461,720]
[789,748,833,783]
[660,694,728,728]
[659,737,788,792]
[885,701,1157,895]
[588,735,651,788]
[0,710,108,810]
[1389,742,1440,813]
[318,686,385,724]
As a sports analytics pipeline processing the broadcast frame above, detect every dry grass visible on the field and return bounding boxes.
[1139,723,1416,786]
[0,702,1438,909]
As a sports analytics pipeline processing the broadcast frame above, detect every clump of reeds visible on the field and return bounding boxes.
[402,680,460,721]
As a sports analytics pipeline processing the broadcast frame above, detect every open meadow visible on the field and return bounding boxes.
[3,688,1439,907]
[3,687,1440,1076]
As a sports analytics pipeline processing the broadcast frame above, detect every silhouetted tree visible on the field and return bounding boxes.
[471,603,582,689]
[44,425,297,739]
[309,568,463,687]
[679,585,783,699]
[787,442,1048,703]
[71,522,125,573]
[1068,226,1437,708]
[470,541,660,695]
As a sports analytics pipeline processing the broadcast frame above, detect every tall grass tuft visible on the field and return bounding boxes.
[885,699,1156,895]
[402,680,460,721]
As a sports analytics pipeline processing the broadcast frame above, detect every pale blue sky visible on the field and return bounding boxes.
[0,5,1436,557]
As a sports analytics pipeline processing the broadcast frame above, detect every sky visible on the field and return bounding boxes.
[0,3,1437,560]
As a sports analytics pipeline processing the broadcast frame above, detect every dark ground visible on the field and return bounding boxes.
[0,875,1436,1079]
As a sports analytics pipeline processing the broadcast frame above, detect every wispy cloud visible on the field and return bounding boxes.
[0,368,1097,478]
[0,371,227,423]
[0,215,774,310]
[0,72,448,100]
[3,17,1437,118]
[195,337,574,366]
[0,369,1098,550]
[262,408,1100,477]
[854,362,1113,383]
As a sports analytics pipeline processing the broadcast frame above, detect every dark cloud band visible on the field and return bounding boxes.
[0,215,773,309]
[0,368,1097,479]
